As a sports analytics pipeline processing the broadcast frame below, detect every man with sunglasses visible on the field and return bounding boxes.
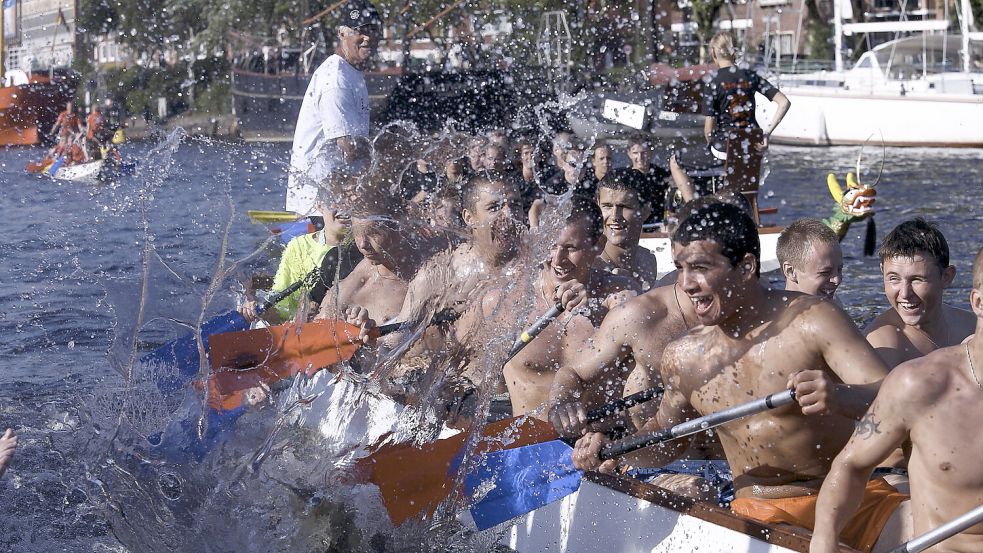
[286,1,382,215]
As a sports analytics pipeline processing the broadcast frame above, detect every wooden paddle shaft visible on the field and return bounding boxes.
[600,389,796,460]
[891,503,983,553]
[508,304,564,358]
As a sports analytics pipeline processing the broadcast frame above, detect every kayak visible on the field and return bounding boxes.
[50,159,136,182]
[470,471,813,553]
[641,226,782,278]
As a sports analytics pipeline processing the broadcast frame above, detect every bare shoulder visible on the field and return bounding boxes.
[662,326,714,376]
[879,346,958,408]
[593,268,642,297]
[864,309,904,347]
[636,246,660,276]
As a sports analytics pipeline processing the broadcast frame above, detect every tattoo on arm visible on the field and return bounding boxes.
[855,412,882,439]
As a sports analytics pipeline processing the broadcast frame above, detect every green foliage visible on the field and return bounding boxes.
[690,0,725,62]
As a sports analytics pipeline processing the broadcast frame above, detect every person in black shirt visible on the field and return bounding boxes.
[703,32,790,182]
[619,134,670,225]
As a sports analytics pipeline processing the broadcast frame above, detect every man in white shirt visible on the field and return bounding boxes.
[286,1,382,215]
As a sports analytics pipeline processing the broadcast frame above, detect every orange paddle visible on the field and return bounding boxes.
[207,319,403,396]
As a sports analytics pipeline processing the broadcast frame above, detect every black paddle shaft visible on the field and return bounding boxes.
[508,304,564,359]
[585,386,664,422]
[599,389,796,460]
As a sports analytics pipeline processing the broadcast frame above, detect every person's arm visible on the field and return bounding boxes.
[670,154,697,203]
[548,302,637,437]
[703,116,716,145]
[762,91,790,138]
[798,299,889,419]
[864,318,908,369]
[0,429,16,479]
[810,363,925,553]
[572,343,696,471]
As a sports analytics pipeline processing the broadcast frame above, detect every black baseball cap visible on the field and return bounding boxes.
[343,1,382,30]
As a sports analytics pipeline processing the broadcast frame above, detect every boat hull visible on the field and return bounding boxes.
[759,88,983,147]
[485,472,812,553]
[0,74,77,146]
[642,227,781,278]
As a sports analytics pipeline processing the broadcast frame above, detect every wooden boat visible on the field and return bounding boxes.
[469,472,847,553]
[641,226,782,279]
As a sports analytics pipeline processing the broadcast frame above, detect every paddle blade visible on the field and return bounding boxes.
[467,439,581,530]
[247,210,301,223]
[272,220,316,244]
[864,217,877,257]
[207,320,363,395]
[358,416,559,526]
[142,311,251,396]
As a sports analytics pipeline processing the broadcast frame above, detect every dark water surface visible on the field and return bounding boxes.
[0,138,979,552]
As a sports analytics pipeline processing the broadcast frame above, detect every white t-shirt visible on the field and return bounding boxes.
[286,54,370,215]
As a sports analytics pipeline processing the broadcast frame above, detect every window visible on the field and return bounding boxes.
[762,31,794,59]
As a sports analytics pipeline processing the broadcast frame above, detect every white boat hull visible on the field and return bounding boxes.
[483,473,808,553]
[642,227,781,279]
[759,87,983,147]
[53,160,105,182]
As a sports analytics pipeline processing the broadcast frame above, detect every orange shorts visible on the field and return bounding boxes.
[731,478,909,553]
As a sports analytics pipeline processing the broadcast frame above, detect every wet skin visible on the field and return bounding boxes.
[595,187,658,291]
[572,240,889,499]
[781,240,843,299]
[865,253,974,368]
[497,223,638,418]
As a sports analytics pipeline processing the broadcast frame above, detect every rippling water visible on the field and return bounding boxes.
[0,137,979,552]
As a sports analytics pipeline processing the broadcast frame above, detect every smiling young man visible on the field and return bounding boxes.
[594,172,660,291]
[810,245,983,553]
[865,218,975,368]
[285,1,382,215]
[572,203,904,553]
[499,201,638,418]
[777,218,844,300]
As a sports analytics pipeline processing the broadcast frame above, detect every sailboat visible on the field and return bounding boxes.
[0,0,76,145]
[758,0,983,147]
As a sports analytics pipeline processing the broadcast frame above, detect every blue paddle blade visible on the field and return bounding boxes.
[275,220,312,244]
[142,310,250,397]
[47,156,65,175]
[149,402,247,465]
[466,440,582,530]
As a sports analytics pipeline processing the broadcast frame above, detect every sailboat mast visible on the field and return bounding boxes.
[1,0,6,83]
[960,0,971,72]
[834,0,844,72]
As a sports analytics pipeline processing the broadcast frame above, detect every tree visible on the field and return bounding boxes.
[690,0,724,62]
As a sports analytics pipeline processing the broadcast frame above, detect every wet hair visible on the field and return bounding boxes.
[461,170,519,212]
[627,133,651,151]
[596,169,644,199]
[567,197,605,244]
[878,218,950,271]
[777,218,839,268]
[973,245,983,290]
[672,202,760,276]
[591,141,611,156]
[670,193,753,235]
[709,32,737,61]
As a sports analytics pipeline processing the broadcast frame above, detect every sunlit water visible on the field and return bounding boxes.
[0,138,979,552]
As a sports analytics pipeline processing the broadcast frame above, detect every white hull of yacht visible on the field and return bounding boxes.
[477,473,814,553]
[760,88,983,147]
[641,227,781,279]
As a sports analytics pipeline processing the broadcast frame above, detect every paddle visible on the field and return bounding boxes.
[509,304,563,358]
[247,210,301,223]
[206,318,405,397]
[145,269,319,397]
[888,504,983,553]
[466,389,796,530]
[358,385,664,526]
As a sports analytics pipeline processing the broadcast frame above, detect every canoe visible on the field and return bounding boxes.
[469,471,842,553]
[53,159,105,182]
[641,226,782,279]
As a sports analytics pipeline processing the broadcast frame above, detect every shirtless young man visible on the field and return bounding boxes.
[866,218,976,368]
[594,172,660,291]
[777,218,844,300]
[499,202,638,418]
[573,203,902,553]
[811,246,983,553]
[315,195,438,327]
